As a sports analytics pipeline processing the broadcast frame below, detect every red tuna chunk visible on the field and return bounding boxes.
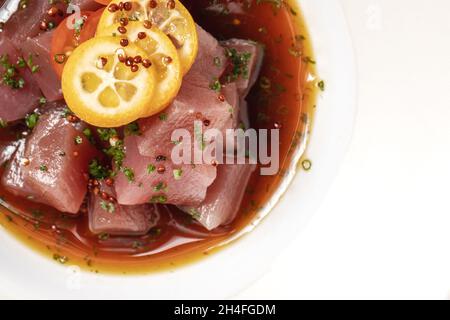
[2,1,66,48]
[0,35,41,122]
[136,82,235,158]
[89,181,159,236]
[20,30,62,101]
[136,35,259,158]
[221,39,265,97]
[183,25,227,88]
[1,104,99,213]
[115,135,217,206]
[180,160,256,230]
[136,27,239,157]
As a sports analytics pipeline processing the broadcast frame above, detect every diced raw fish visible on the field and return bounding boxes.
[0,35,41,122]
[184,25,227,88]
[137,82,234,157]
[137,28,236,157]
[2,105,99,213]
[89,181,159,236]
[180,160,256,231]
[115,135,217,206]
[2,1,66,48]
[221,39,264,97]
[136,35,258,159]
[20,30,62,101]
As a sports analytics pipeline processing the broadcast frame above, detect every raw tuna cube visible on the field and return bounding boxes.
[136,82,235,158]
[184,25,227,89]
[2,1,66,48]
[221,39,265,97]
[136,34,259,158]
[89,181,159,236]
[115,135,217,206]
[20,30,62,101]
[180,160,256,230]
[0,35,41,122]
[2,104,99,213]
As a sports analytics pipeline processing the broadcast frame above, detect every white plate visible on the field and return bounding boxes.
[0,0,356,299]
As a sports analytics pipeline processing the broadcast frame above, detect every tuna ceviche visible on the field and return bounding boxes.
[0,0,317,272]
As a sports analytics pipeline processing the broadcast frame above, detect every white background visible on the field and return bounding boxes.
[237,0,450,299]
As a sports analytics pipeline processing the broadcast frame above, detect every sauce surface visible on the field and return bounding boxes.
[0,0,318,274]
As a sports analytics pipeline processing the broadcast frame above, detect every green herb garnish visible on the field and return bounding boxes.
[97,128,118,141]
[0,54,26,89]
[209,79,222,92]
[317,80,325,91]
[100,201,115,214]
[74,136,83,145]
[125,122,141,136]
[150,195,167,204]
[122,167,135,182]
[147,164,156,174]
[173,169,183,180]
[153,181,167,192]
[223,48,252,82]
[25,113,39,129]
[89,159,109,180]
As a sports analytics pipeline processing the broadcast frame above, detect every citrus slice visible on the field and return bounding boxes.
[97,0,198,75]
[97,21,181,116]
[62,36,156,128]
